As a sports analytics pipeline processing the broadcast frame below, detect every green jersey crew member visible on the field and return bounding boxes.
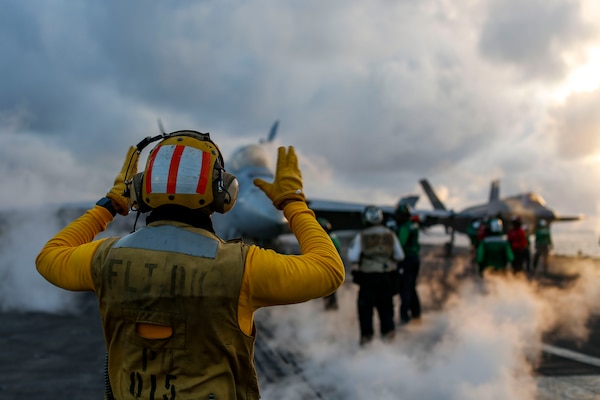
[394,203,421,324]
[476,218,514,275]
[533,219,552,273]
[36,130,345,400]
[466,219,481,263]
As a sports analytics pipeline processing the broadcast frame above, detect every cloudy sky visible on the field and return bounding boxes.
[2,3,600,396]
[2,0,599,233]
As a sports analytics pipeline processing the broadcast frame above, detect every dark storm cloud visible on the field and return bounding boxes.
[0,0,597,227]
[0,2,75,133]
[295,48,518,178]
[0,1,152,162]
[0,2,274,149]
[478,0,597,81]
[82,2,267,123]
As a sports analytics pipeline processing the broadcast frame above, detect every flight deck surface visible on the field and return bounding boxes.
[2,245,599,399]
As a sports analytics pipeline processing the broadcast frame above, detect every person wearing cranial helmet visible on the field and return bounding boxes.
[348,205,405,346]
[36,129,344,400]
[507,216,529,274]
[466,218,482,262]
[393,203,422,325]
[533,218,553,273]
[476,217,514,276]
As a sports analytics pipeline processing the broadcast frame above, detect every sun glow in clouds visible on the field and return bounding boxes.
[565,46,600,93]
[550,46,600,102]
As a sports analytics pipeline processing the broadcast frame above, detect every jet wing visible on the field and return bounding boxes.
[413,209,462,229]
[307,195,437,232]
[306,199,387,231]
[554,214,584,222]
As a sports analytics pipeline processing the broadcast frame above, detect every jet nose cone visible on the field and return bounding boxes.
[538,209,557,221]
[235,187,288,240]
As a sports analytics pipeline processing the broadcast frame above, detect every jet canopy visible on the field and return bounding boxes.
[523,193,547,207]
[228,144,272,173]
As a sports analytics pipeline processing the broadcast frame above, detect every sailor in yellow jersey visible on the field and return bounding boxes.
[36,130,345,400]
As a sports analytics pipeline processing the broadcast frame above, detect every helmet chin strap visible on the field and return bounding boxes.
[216,169,232,205]
[217,169,225,193]
[131,209,142,233]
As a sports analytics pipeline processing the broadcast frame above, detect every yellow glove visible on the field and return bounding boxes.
[106,146,139,216]
[254,146,305,210]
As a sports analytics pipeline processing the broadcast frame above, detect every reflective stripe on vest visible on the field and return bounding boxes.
[114,225,218,258]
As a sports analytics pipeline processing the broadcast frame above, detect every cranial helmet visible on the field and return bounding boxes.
[511,215,522,227]
[363,205,384,226]
[130,130,238,214]
[394,203,412,222]
[488,218,503,234]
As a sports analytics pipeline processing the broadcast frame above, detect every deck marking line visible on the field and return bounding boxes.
[542,344,600,368]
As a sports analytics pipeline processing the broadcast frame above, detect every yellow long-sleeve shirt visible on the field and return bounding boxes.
[36,201,345,336]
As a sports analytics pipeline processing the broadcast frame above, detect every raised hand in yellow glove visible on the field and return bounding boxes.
[106,146,139,215]
[254,146,305,210]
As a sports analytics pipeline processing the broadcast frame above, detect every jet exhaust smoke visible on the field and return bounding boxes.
[258,255,600,400]
[0,204,136,313]
[0,206,81,313]
[2,201,600,399]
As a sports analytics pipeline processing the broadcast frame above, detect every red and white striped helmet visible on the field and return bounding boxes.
[138,131,237,212]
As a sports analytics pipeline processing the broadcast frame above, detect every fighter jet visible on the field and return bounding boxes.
[212,121,420,246]
[9,122,420,252]
[211,121,289,246]
[418,178,583,253]
[0,122,288,258]
[306,196,421,232]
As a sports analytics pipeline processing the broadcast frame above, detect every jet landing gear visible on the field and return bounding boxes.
[444,228,455,257]
[444,242,453,257]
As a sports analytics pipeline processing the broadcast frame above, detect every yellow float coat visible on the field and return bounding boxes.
[36,201,345,337]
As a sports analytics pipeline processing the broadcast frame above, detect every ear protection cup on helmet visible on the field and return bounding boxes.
[130,169,238,214]
[129,172,150,213]
[210,170,239,214]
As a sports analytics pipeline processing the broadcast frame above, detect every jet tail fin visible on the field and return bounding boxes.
[259,120,280,144]
[419,179,447,211]
[398,194,419,209]
[267,120,279,142]
[489,179,500,203]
